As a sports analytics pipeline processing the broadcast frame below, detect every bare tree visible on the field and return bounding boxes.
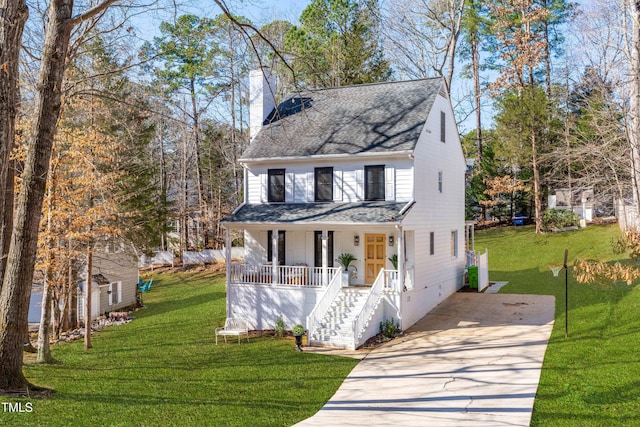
[382,0,465,91]
[0,0,118,394]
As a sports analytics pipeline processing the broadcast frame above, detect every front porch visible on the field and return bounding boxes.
[227,262,401,349]
[229,263,342,287]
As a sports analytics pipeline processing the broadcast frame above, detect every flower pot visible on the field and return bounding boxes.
[342,271,350,287]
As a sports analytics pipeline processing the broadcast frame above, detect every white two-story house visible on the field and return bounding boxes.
[221,69,466,349]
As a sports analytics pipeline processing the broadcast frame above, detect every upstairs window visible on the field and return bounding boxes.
[315,167,333,202]
[268,169,285,202]
[438,171,443,193]
[365,165,385,201]
[440,111,446,143]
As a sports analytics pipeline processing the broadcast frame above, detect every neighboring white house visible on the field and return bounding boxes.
[221,69,467,349]
[78,244,139,321]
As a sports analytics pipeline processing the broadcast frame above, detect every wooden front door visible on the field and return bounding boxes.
[364,234,386,284]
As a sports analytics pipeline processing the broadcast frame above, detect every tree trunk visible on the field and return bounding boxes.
[85,247,92,350]
[630,0,640,226]
[35,283,54,363]
[37,168,56,363]
[532,130,542,233]
[0,0,28,292]
[542,0,552,97]
[0,0,74,392]
[69,250,78,329]
[190,79,207,249]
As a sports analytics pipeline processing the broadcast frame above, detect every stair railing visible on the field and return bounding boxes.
[305,269,342,339]
[352,268,386,349]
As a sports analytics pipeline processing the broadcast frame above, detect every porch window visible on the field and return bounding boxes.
[365,165,385,201]
[267,230,286,265]
[314,231,334,267]
[314,167,333,202]
[268,169,285,202]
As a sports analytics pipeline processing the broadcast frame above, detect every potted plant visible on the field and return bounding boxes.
[337,253,357,286]
[292,324,305,351]
[388,254,398,269]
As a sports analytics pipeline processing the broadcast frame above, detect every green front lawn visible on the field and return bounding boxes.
[5,223,640,426]
[4,271,358,426]
[476,224,640,425]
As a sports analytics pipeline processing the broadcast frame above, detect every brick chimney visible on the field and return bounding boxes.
[249,68,276,140]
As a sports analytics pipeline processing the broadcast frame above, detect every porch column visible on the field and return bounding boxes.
[272,228,278,285]
[322,230,328,285]
[397,228,404,293]
[225,228,232,317]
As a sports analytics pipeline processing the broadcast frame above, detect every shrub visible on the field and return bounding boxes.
[379,318,400,339]
[542,208,580,231]
[292,324,305,336]
[274,316,286,338]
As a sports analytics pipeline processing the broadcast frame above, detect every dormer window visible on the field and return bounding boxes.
[365,165,385,201]
[268,169,285,202]
[315,167,333,202]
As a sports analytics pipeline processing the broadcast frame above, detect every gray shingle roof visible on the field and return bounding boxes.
[221,201,414,225]
[241,78,444,160]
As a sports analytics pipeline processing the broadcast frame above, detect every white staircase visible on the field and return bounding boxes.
[308,287,370,349]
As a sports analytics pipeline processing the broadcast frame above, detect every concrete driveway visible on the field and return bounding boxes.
[295,293,555,427]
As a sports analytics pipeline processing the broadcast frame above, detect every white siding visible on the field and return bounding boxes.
[244,159,413,204]
[246,169,262,204]
[294,171,307,202]
[401,93,466,329]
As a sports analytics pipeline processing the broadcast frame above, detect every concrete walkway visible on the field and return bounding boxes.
[295,293,555,427]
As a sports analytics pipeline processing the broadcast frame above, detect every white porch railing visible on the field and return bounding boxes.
[352,269,386,349]
[384,269,399,291]
[305,270,343,338]
[229,263,340,288]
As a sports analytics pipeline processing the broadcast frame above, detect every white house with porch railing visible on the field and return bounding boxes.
[221,70,467,350]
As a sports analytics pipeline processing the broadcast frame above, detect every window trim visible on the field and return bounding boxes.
[267,169,285,203]
[314,167,334,202]
[364,165,385,201]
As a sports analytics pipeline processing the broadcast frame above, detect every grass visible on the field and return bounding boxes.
[3,270,358,426]
[5,223,640,426]
[476,223,640,425]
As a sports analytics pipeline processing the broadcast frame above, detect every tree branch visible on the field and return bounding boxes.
[66,0,120,29]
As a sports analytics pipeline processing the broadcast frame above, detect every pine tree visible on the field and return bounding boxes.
[285,0,391,88]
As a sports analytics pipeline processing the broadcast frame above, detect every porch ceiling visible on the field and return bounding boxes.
[222,201,414,227]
